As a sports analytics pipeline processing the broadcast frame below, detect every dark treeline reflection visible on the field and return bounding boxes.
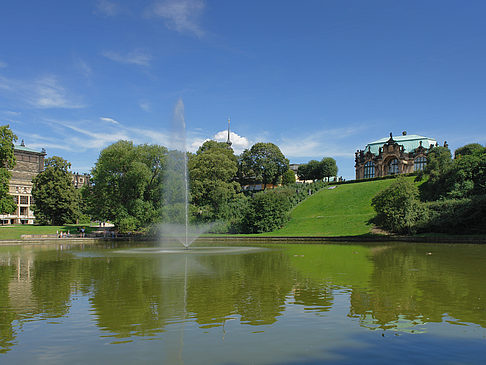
[1,242,486,352]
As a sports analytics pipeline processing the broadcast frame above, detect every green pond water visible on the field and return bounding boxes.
[1,240,486,364]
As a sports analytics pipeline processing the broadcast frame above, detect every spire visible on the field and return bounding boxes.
[226,117,232,146]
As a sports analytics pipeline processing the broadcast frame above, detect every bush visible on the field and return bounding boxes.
[423,195,486,234]
[371,177,426,234]
[117,216,138,233]
[242,188,293,233]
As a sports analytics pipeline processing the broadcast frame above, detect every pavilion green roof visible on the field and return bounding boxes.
[365,134,437,155]
[14,145,45,154]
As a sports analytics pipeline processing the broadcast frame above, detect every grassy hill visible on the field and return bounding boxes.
[266,178,409,237]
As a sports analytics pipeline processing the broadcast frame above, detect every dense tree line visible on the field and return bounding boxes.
[1,124,337,233]
[297,157,338,181]
[372,143,486,234]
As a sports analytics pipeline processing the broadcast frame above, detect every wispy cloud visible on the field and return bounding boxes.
[75,58,92,79]
[95,0,119,16]
[278,126,368,159]
[147,0,205,37]
[139,101,151,112]
[100,117,120,125]
[32,76,84,109]
[33,117,173,153]
[102,49,152,66]
[0,74,84,109]
[1,110,20,116]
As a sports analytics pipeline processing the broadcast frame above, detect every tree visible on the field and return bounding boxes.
[0,125,17,215]
[282,169,296,185]
[238,143,289,187]
[242,188,293,233]
[454,143,485,159]
[320,157,338,181]
[419,146,453,201]
[87,141,167,231]
[31,156,81,225]
[371,177,425,234]
[188,140,241,222]
[297,157,338,182]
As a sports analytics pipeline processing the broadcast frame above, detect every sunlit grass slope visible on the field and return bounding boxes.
[268,178,409,236]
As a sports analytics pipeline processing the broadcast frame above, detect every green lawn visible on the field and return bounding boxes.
[0,224,97,240]
[267,178,412,236]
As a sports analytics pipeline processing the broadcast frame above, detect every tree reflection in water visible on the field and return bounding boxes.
[1,242,486,358]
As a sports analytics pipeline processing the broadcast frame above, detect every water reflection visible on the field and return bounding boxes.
[0,242,486,361]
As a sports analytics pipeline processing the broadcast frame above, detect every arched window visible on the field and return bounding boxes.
[364,161,375,178]
[388,158,399,175]
[414,156,427,171]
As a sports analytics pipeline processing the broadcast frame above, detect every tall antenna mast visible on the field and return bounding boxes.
[226,117,232,146]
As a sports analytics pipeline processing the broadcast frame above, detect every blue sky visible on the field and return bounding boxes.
[1,0,486,179]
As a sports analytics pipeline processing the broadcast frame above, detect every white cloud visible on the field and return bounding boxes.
[37,117,172,153]
[32,76,84,109]
[189,130,251,155]
[95,0,119,16]
[0,60,7,68]
[75,58,92,78]
[0,74,84,109]
[148,0,205,37]
[1,110,20,116]
[139,101,151,112]
[278,126,366,159]
[103,49,152,66]
[100,117,120,125]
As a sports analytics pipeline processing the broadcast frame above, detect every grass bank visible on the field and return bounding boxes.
[266,178,410,236]
[0,224,97,240]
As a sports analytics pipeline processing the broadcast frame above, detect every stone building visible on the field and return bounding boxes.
[0,142,46,225]
[355,132,443,180]
[72,173,91,189]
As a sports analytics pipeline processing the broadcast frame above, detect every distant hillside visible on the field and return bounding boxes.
[267,178,411,236]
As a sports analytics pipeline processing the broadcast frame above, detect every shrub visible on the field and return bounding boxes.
[423,195,486,234]
[242,188,293,233]
[371,177,426,234]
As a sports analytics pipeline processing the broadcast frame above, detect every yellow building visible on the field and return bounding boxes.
[0,142,46,225]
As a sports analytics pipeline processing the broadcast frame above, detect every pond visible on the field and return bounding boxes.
[1,240,486,364]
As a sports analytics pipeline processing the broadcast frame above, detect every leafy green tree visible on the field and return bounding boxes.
[297,163,311,181]
[297,157,337,182]
[31,156,81,225]
[454,143,485,159]
[420,145,486,201]
[242,188,293,233]
[371,177,425,234]
[0,125,17,215]
[320,157,338,180]
[238,142,289,188]
[189,140,241,222]
[419,146,453,201]
[282,169,296,185]
[87,141,167,231]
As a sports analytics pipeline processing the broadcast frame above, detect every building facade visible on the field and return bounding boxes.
[0,143,46,225]
[355,132,443,180]
[72,173,91,189]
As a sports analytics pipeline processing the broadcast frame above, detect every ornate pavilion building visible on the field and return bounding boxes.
[355,132,444,180]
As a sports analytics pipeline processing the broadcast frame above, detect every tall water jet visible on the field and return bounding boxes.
[161,99,191,248]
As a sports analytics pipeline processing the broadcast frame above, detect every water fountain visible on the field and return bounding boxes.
[118,99,262,255]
